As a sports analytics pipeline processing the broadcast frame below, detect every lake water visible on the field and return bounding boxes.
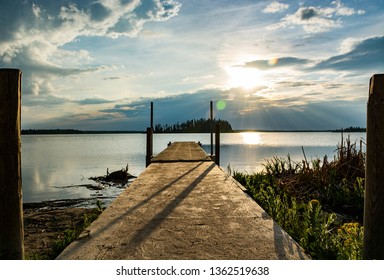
[21,132,365,207]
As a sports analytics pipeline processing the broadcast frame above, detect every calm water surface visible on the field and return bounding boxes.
[21,132,365,206]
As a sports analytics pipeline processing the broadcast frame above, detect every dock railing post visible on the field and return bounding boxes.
[0,69,24,259]
[215,123,220,166]
[150,102,154,130]
[210,101,213,156]
[364,74,384,259]
[146,127,153,167]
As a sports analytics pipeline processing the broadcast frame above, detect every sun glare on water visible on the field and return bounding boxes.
[226,66,263,90]
[241,132,262,145]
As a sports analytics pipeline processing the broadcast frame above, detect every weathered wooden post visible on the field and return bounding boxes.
[150,102,154,130]
[146,127,153,167]
[215,123,220,166]
[210,101,214,156]
[364,74,384,259]
[0,69,24,259]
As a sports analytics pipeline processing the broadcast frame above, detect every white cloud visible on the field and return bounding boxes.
[338,37,360,54]
[32,3,42,18]
[262,1,289,14]
[267,7,342,33]
[0,0,181,97]
[267,1,366,33]
[332,0,366,16]
[1,0,181,59]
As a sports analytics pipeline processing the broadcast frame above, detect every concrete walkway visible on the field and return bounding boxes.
[57,142,309,260]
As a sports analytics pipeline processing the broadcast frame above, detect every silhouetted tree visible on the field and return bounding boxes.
[154,118,233,133]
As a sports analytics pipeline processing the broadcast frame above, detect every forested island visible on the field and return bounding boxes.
[154,118,233,133]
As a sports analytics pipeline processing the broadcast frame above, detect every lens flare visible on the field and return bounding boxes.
[268,58,278,66]
[216,100,227,111]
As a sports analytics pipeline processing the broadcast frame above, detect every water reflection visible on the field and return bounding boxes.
[240,132,262,145]
[22,134,146,205]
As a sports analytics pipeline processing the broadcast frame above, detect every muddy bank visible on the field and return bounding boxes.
[23,207,99,259]
[23,198,104,259]
[23,197,110,210]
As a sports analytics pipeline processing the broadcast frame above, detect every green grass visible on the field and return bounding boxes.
[50,203,103,259]
[232,136,365,259]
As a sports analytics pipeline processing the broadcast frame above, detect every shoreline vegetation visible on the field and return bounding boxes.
[21,125,366,135]
[233,136,365,259]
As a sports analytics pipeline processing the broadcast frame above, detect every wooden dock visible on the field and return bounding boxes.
[57,142,309,260]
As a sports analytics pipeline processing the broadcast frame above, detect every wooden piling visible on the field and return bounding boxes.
[150,102,154,130]
[0,69,24,259]
[364,74,384,259]
[146,127,153,167]
[215,123,220,166]
[210,101,213,156]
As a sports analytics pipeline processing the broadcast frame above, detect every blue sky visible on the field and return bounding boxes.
[1,0,383,130]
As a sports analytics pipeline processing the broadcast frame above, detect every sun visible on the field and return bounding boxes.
[225,66,263,89]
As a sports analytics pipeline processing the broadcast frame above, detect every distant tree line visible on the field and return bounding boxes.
[21,129,82,135]
[154,118,233,133]
[21,129,144,134]
[335,127,366,132]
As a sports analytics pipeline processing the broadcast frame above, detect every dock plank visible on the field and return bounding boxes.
[57,142,309,260]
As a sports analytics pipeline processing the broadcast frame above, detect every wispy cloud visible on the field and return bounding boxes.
[267,0,366,33]
[313,36,384,71]
[262,1,289,14]
[241,57,312,70]
[238,35,384,74]
[77,98,115,105]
